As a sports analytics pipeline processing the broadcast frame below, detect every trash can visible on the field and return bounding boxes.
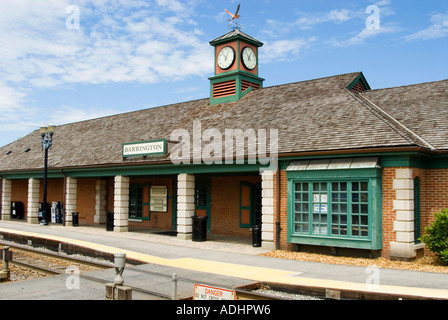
[106,211,114,231]
[192,216,208,242]
[72,212,79,227]
[252,225,262,247]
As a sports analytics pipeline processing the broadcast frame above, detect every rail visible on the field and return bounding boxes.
[1,240,287,300]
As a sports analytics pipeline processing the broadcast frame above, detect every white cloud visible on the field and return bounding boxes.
[0,0,213,143]
[295,9,353,30]
[262,38,318,63]
[0,0,212,88]
[404,11,448,41]
[332,24,400,47]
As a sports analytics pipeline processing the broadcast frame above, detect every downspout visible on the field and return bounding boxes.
[275,166,281,250]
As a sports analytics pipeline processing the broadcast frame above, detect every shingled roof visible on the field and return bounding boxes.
[0,72,446,172]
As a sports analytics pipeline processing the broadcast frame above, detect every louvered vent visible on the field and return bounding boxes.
[241,80,261,92]
[350,80,366,93]
[213,80,236,98]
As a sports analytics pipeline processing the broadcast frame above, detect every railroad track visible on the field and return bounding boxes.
[1,241,292,300]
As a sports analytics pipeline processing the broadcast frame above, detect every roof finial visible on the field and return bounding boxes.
[225,4,243,30]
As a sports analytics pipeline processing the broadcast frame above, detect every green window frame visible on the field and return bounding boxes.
[129,183,151,220]
[287,164,382,251]
[293,181,370,239]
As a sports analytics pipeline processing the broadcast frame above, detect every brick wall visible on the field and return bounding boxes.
[211,175,261,237]
[278,170,295,250]
[415,168,448,256]
[128,176,174,230]
[76,178,97,224]
[11,179,28,218]
[381,167,396,257]
[382,167,448,258]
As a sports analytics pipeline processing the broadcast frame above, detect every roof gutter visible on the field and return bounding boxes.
[0,146,436,175]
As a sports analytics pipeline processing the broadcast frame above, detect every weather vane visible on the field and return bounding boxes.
[225,4,243,30]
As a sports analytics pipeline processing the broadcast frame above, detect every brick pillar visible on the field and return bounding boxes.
[27,178,40,224]
[65,177,77,226]
[94,179,107,224]
[114,176,129,232]
[1,179,11,221]
[261,170,275,250]
[177,174,195,240]
[390,168,416,259]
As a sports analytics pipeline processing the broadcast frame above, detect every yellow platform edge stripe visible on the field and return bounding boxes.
[1,227,448,300]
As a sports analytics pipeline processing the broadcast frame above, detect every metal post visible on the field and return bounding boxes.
[1,246,11,281]
[41,147,49,225]
[172,273,178,300]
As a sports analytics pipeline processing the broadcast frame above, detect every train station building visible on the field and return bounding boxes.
[0,29,447,260]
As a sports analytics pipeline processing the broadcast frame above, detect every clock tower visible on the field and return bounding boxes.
[209,29,264,105]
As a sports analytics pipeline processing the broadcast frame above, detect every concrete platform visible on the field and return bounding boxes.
[1,220,448,300]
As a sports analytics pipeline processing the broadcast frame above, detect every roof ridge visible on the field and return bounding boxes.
[346,89,437,151]
[368,78,448,92]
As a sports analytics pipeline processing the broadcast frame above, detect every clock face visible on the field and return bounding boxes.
[217,46,235,70]
[241,46,257,70]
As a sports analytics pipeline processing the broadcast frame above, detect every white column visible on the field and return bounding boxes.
[1,179,11,221]
[94,179,107,224]
[27,178,40,224]
[65,177,77,227]
[261,170,275,250]
[177,174,195,240]
[390,168,416,259]
[114,176,129,232]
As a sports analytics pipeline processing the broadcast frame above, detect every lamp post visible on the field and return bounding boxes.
[40,124,56,226]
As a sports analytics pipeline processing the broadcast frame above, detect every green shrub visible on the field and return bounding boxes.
[419,208,448,265]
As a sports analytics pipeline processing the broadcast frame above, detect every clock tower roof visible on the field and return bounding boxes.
[209,29,263,47]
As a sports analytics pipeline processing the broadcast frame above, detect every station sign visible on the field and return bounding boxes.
[193,284,236,300]
[122,139,166,158]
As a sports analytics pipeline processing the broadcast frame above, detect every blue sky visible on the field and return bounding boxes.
[0,0,447,147]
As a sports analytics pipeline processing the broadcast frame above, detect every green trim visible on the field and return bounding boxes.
[172,176,177,231]
[209,32,263,48]
[2,151,447,181]
[2,162,264,179]
[287,168,382,250]
[279,152,448,170]
[129,183,151,221]
[346,72,371,91]
[195,177,211,232]
[0,171,65,180]
[239,181,252,228]
[209,71,265,106]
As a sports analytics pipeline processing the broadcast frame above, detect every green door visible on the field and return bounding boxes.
[195,177,211,232]
[240,181,262,228]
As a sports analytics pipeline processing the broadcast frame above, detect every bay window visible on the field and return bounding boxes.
[287,158,382,250]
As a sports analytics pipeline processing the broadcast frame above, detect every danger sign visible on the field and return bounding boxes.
[193,284,236,300]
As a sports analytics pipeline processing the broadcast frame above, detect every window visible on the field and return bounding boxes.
[286,157,382,250]
[293,181,370,239]
[129,183,150,220]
